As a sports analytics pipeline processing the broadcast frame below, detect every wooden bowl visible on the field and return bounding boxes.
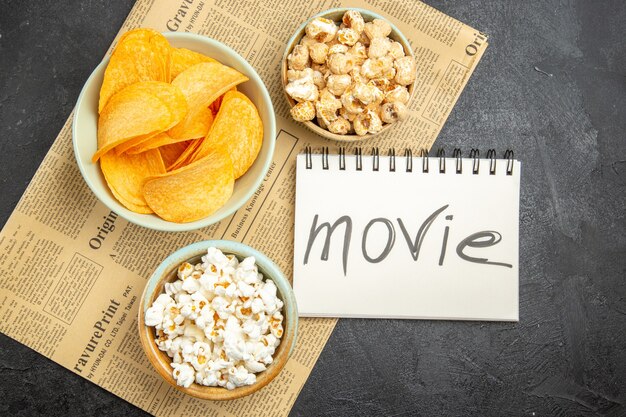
[138,240,298,400]
[281,7,417,142]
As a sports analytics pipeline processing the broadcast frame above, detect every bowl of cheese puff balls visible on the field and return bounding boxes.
[282,8,417,141]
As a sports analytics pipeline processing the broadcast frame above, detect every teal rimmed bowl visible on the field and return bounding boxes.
[138,240,298,400]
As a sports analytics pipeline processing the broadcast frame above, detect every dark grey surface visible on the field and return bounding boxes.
[1,1,625,416]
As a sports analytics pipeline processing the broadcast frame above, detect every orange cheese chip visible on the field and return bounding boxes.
[167,138,203,171]
[126,132,177,155]
[113,81,188,155]
[100,148,166,213]
[167,106,214,142]
[158,141,190,168]
[119,29,171,81]
[209,86,237,115]
[143,148,234,223]
[94,82,181,162]
[170,47,216,80]
[117,28,165,47]
[99,29,171,112]
[169,62,247,145]
[93,81,187,160]
[172,62,248,108]
[190,91,263,179]
[133,81,188,122]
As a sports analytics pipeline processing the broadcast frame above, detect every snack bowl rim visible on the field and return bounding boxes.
[281,7,417,142]
[72,32,276,232]
[138,240,298,400]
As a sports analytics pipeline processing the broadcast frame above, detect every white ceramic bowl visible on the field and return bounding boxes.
[72,32,276,232]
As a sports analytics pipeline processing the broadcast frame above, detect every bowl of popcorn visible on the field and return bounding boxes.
[282,8,417,140]
[138,240,298,400]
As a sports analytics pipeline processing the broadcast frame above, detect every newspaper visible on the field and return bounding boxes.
[0,0,487,415]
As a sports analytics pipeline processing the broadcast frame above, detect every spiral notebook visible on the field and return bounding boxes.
[293,148,521,321]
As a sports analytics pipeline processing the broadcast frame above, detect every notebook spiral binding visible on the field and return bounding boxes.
[304,146,515,175]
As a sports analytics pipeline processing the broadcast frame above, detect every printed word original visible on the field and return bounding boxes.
[89,211,117,250]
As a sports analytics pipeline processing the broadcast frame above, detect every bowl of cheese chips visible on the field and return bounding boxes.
[73,30,276,231]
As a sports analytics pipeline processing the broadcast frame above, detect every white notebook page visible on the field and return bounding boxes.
[293,153,520,321]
